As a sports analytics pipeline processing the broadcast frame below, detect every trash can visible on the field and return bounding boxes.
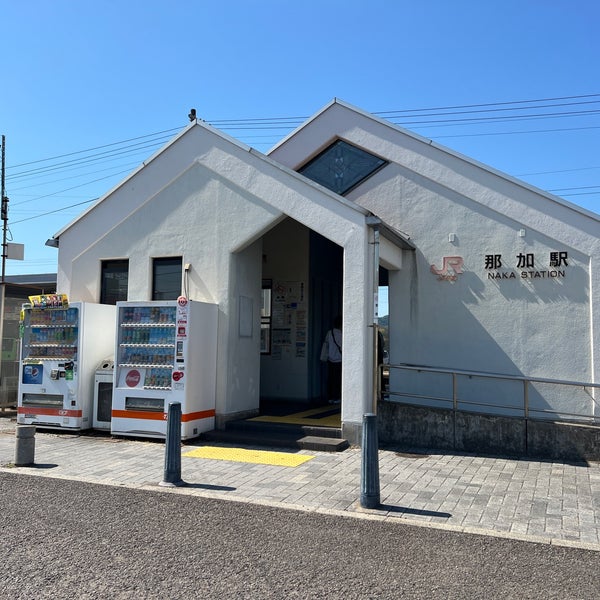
[92,358,114,430]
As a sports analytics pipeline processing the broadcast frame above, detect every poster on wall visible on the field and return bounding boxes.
[272,305,285,327]
[270,280,307,360]
[272,328,292,346]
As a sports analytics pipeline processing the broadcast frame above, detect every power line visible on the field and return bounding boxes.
[548,185,600,192]
[7,136,173,181]
[517,165,600,176]
[558,191,600,197]
[9,160,142,193]
[372,93,600,115]
[9,127,181,169]
[10,198,98,225]
[388,108,600,127]
[4,93,599,221]
[12,168,134,207]
[8,93,600,174]
[432,125,600,138]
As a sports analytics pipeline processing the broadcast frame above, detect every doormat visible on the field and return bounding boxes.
[183,446,315,467]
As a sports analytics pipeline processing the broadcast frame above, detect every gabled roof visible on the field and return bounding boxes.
[270,98,600,223]
[47,113,414,251]
[48,118,374,244]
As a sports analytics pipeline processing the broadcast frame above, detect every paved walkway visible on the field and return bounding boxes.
[1,414,599,551]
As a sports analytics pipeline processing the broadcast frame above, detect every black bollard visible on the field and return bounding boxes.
[159,401,185,487]
[14,425,36,466]
[360,413,380,509]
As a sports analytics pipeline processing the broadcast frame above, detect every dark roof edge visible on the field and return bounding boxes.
[366,216,415,250]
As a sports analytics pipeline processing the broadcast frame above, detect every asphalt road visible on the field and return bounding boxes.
[1,472,598,599]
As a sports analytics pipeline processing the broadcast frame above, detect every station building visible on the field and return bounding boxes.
[46,100,600,452]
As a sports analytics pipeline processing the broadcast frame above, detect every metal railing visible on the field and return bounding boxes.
[381,363,600,424]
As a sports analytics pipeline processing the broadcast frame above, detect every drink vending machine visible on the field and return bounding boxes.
[111,298,217,440]
[18,297,116,430]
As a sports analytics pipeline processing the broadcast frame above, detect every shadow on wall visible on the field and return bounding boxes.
[388,241,593,424]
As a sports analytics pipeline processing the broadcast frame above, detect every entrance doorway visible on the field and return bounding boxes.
[259,219,342,421]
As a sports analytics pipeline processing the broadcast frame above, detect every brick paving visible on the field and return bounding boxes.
[1,415,599,551]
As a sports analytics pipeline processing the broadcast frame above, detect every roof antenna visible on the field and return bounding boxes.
[188,108,197,122]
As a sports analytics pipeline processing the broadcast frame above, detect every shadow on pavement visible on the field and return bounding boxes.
[379,503,452,518]
[180,482,237,492]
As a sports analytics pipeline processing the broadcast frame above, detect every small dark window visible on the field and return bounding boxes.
[152,257,182,301]
[101,260,129,305]
[298,139,387,195]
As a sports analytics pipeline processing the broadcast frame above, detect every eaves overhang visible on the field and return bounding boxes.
[366,216,415,251]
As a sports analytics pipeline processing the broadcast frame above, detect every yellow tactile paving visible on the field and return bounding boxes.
[183,446,315,467]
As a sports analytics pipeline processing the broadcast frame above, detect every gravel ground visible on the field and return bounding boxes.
[1,472,599,599]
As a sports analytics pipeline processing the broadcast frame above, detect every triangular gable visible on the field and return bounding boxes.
[268,99,600,239]
[49,113,414,259]
[48,118,375,247]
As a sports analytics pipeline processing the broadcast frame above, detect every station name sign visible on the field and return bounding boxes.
[485,251,568,280]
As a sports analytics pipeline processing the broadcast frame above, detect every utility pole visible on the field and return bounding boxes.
[0,136,6,406]
[1,135,8,284]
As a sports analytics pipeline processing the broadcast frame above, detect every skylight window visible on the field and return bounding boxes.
[298,140,387,195]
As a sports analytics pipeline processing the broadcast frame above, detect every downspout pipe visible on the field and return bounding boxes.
[372,226,380,414]
[368,219,380,414]
[362,218,381,508]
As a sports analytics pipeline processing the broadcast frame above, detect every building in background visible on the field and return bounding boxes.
[0,273,56,409]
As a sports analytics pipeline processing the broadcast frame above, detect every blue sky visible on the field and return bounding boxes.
[1,0,599,280]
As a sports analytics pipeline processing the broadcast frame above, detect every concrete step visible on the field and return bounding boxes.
[225,419,343,439]
[201,427,349,453]
[298,436,349,452]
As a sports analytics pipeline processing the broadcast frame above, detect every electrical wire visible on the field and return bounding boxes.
[7,136,173,181]
[433,125,600,138]
[372,93,600,115]
[387,108,600,127]
[9,127,181,169]
[4,93,599,223]
[10,198,98,225]
[12,168,134,207]
[9,160,142,193]
[8,93,600,175]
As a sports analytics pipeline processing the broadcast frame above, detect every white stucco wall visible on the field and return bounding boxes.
[271,100,600,419]
[55,123,376,427]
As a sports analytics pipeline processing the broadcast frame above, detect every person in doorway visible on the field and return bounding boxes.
[320,316,342,404]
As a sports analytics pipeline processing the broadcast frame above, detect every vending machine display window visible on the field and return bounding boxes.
[22,307,79,362]
[117,306,177,391]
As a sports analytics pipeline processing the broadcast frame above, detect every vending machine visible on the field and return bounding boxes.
[111,298,217,440]
[18,298,116,430]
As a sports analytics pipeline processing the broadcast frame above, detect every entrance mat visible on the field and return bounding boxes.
[183,446,315,467]
[249,406,341,427]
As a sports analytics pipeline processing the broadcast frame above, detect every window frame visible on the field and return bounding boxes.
[298,139,388,196]
[152,256,183,301]
[100,259,129,305]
